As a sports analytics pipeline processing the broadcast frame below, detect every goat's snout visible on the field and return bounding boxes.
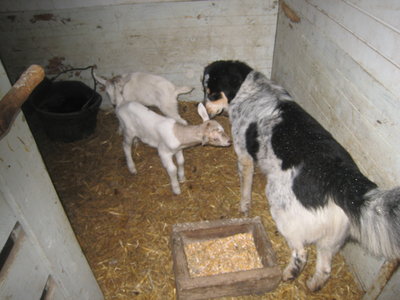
[204,124,232,147]
[220,133,231,147]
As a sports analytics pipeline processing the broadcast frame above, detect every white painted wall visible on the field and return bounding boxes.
[0,0,278,108]
[272,0,400,297]
[0,60,103,299]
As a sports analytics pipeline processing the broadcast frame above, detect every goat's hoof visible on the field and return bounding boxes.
[178,177,186,183]
[172,187,181,195]
[239,206,249,217]
[282,268,296,282]
[240,210,249,217]
[128,168,137,174]
[306,277,323,292]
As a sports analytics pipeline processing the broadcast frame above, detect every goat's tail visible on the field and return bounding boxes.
[93,72,107,86]
[175,86,194,97]
[352,187,400,260]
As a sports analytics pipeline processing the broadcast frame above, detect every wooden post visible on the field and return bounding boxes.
[0,65,45,139]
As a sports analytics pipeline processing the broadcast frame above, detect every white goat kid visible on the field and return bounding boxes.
[116,102,231,194]
[94,72,192,125]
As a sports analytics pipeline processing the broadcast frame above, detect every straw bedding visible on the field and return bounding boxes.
[33,102,364,299]
[184,232,263,278]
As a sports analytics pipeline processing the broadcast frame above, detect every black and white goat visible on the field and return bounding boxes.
[202,60,400,291]
[116,101,231,195]
[94,72,193,125]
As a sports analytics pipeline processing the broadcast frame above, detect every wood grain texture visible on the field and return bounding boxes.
[0,65,44,139]
[272,0,400,188]
[272,0,400,295]
[0,0,277,104]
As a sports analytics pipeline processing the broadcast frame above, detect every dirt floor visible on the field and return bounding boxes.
[31,102,365,300]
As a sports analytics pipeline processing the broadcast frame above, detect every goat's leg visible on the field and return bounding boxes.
[283,246,308,282]
[123,136,137,174]
[158,149,180,194]
[237,153,254,216]
[133,137,139,148]
[117,119,123,135]
[175,150,185,182]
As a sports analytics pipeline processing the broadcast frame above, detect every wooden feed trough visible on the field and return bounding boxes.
[171,216,281,299]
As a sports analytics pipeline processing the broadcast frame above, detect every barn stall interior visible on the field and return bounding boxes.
[0,0,399,300]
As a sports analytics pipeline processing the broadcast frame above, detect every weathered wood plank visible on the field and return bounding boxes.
[0,59,104,299]
[346,0,400,30]
[0,230,49,300]
[272,0,400,187]
[0,0,278,103]
[0,195,17,249]
[307,0,400,68]
[272,0,399,293]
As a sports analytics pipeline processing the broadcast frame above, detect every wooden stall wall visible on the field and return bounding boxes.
[272,0,400,298]
[0,0,278,108]
[0,61,103,300]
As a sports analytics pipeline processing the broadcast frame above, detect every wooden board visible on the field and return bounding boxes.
[0,60,103,299]
[272,0,400,296]
[0,0,277,106]
[171,217,281,300]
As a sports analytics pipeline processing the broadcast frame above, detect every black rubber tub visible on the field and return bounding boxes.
[29,77,102,142]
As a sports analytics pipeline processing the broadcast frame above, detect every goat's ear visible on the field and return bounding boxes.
[93,72,107,86]
[197,102,210,122]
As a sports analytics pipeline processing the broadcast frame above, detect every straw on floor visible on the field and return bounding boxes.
[34,102,364,300]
